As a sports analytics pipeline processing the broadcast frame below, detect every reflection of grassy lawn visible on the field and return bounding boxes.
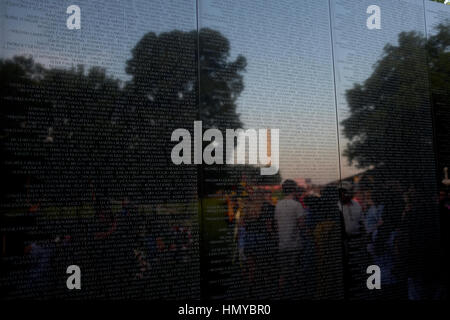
[1,207,30,216]
[1,205,97,218]
[3,202,199,218]
[43,205,97,218]
[2,199,229,249]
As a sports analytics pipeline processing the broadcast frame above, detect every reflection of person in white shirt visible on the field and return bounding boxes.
[275,195,306,251]
[274,179,306,295]
[338,182,363,237]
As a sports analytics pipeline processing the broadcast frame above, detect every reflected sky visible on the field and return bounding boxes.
[426,0,450,35]
[1,0,446,184]
[200,0,340,185]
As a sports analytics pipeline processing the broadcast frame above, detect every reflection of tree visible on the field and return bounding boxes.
[0,28,252,205]
[430,0,447,4]
[1,57,43,202]
[342,24,450,185]
[427,24,450,180]
[1,57,124,205]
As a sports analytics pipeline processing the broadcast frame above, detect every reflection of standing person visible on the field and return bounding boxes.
[338,182,363,237]
[364,185,386,259]
[275,180,306,297]
[24,241,53,296]
[294,186,306,208]
[437,188,449,299]
[259,190,277,297]
[371,190,404,298]
[313,186,343,299]
[260,190,276,245]
[241,190,264,297]
[398,187,435,300]
[338,181,366,298]
[365,200,384,236]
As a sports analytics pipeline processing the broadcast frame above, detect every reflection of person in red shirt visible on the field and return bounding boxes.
[295,186,307,208]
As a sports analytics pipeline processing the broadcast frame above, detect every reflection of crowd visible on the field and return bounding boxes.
[233,178,448,300]
[19,196,195,299]
[12,177,448,299]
